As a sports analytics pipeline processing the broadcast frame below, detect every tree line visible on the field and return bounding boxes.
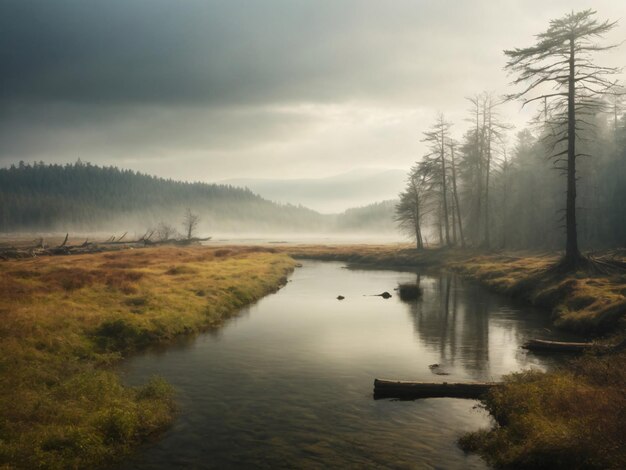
[0,161,396,234]
[396,10,625,265]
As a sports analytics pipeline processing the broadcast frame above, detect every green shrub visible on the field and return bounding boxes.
[93,319,152,351]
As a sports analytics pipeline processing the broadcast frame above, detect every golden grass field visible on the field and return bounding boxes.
[0,246,295,470]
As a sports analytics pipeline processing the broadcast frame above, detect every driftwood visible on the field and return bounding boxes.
[59,233,69,247]
[373,379,498,400]
[144,236,212,246]
[522,339,610,353]
[0,233,212,260]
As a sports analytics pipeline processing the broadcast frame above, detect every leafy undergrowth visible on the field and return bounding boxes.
[450,253,626,334]
[460,351,626,469]
[0,246,295,470]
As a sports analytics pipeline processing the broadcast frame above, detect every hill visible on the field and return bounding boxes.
[0,162,398,236]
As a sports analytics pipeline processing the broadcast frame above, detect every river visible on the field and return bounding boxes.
[120,260,575,469]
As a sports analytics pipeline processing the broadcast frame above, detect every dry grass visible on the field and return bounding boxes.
[460,352,626,469]
[283,245,626,334]
[450,253,626,334]
[0,246,295,470]
[280,244,476,268]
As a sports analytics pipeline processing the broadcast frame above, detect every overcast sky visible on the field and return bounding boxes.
[1,0,624,182]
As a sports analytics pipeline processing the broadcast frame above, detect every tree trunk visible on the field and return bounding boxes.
[414,206,423,249]
[451,199,457,245]
[440,128,451,246]
[565,37,581,264]
[484,112,492,249]
[450,145,465,247]
[438,202,444,246]
[475,107,483,246]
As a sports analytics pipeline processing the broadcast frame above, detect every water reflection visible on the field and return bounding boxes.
[119,261,575,470]
[400,271,568,381]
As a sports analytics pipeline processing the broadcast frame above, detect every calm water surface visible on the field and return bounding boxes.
[120,261,574,470]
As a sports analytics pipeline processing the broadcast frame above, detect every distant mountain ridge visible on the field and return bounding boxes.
[221,168,406,213]
[0,162,399,235]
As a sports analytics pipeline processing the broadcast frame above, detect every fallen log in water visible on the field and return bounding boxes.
[522,339,608,353]
[373,379,498,400]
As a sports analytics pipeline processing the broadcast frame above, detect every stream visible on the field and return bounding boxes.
[120,260,577,469]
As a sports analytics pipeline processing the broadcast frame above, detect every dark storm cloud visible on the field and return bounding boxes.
[0,0,624,182]
[0,0,495,107]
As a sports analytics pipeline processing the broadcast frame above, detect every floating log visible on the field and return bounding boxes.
[522,339,608,353]
[373,379,498,400]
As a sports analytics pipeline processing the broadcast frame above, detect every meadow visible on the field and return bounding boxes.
[0,246,295,469]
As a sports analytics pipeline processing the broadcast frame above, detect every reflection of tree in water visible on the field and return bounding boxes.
[403,273,494,378]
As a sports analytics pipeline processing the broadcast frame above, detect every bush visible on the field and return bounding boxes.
[461,353,626,470]
[93,319,152,351]
[97,408,137,445]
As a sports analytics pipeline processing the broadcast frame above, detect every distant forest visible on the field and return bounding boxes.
[0,161,395,235]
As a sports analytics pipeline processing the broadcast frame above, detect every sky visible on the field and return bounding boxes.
[1,0,624,184]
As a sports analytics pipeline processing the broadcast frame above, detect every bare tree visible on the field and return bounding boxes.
[422,114,453,247]
[462,93,510,249]
[504,9,620,267]
[448,141,465,247]
[155,222,178,241]
[182,208,200,240]
[395,165,429,249]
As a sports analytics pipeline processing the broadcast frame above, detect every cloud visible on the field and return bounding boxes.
[0,0,624,180]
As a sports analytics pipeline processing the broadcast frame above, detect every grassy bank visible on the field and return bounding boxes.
[459,351,626,469]
[284,244,626,469]
[449,254,626,469]
[282,244,468,269]
[284,245,626,335]
[0,246,295,470]
[449,253,626,335]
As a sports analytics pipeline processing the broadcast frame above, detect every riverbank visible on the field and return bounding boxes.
[0,246,295,470]
[283,245,626,335]
[459,350,626,469]
[283,244,626,469]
